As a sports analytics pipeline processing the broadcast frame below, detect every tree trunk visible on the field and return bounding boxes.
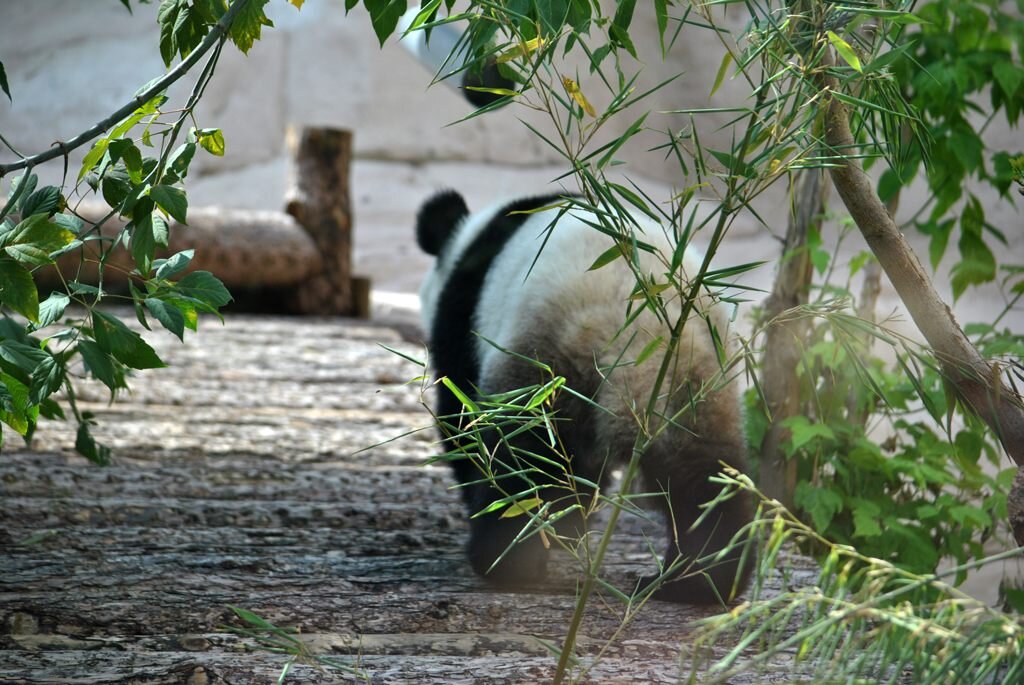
[758,169,822,507]
[819,55,1024,544]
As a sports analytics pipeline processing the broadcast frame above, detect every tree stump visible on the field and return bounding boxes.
[285,126,356,316]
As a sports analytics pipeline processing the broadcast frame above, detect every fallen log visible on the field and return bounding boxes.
[36,126,368,316]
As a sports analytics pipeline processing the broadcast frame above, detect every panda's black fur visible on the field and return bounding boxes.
[416,190,753,604]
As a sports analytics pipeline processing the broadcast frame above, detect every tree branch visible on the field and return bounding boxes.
[819,60,1024,467]
[0,0,251,179]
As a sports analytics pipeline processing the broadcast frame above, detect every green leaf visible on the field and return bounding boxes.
[152,214,169,248]
[197,128,226,156]
[0,61,10,102]
[588,244,624,271]
[229,0,273,54]
[709,149,757,178]
[0,258,39,321]
[92,311,166,370]
[100,169,134,213]
[177,270,232,308]
[78,340,123,393]
[794,482,843,531]
[0,339,49,375]
[634,336,664,366]
[653,0,668,50]
[36,292,70,328]
[155,249,195,280]
[167,142,196,180]
[500,496,543,518]
[75,421,111,466]
[852,506,883,538]
[155,0,208,64]
[441,376,478,412]
[194,0,228,24]
[597,112,648,169]
[158,0,187,66]
[782,415,835,452]
[827,31,862,73]
[21,186,62,218]
[150,185,188,224]
[53,213,82,235]
[918,219,954,270]
[145,298,186,341]
[710,52,733,98]
[29,355,63,405]
[110,139,144,183]
[536,0,569,37]
[363,0,406,47]
[877,168,902,203]
[3,214,77,266]
[12,174,38,212]
[610,0,638,58]
[130,214,157,275]
[949,133,982,174]
[951,239,996,299]
[993,61,1023,99]
[0,372,32,436]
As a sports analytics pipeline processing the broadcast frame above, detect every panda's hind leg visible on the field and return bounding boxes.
[638,437,754,605]
[463,353,603,586]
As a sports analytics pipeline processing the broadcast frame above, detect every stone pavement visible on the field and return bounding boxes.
[0,310,812,684]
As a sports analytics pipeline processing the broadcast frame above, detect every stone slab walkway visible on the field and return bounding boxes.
[0,312,809,684]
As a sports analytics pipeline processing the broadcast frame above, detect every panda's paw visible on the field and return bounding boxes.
[467,523,549,586]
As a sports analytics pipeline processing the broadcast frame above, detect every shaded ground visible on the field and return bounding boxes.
[0,312,811,684]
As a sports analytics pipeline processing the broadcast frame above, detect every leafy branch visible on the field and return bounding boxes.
[0,0,255,179]
[0,0,289,458]
[817,52,1024,467]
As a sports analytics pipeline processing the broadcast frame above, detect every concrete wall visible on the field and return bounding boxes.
[0,1,1018,307]
[0,2,1017,289]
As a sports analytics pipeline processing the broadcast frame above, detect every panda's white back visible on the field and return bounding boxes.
[472,206,723,402]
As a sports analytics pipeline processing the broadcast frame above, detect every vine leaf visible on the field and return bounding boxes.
[229,0,274,54]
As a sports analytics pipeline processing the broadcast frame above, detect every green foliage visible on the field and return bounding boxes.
[883,0,1024,296]
[0,61,10,102]
[349,0,1021,680]
[225,605,369,683]
[156,0,273,65]
[0,0,308,459]
[691,480,1024,684]
[745,236,1018,577]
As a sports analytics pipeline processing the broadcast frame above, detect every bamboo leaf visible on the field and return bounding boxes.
[562,77,597,117]
[827,31,863,73]
[710,51,733,97]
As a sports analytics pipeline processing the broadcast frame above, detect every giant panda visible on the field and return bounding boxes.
[415,189,753,604]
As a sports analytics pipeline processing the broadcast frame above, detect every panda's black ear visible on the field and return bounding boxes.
[416,190,469,256]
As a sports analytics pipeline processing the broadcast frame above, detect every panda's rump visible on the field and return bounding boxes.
[471,207,735,468]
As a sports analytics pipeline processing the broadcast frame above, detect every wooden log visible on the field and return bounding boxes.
[36,125,367,317]
[285,126,356,315]
[42,203,322,289]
